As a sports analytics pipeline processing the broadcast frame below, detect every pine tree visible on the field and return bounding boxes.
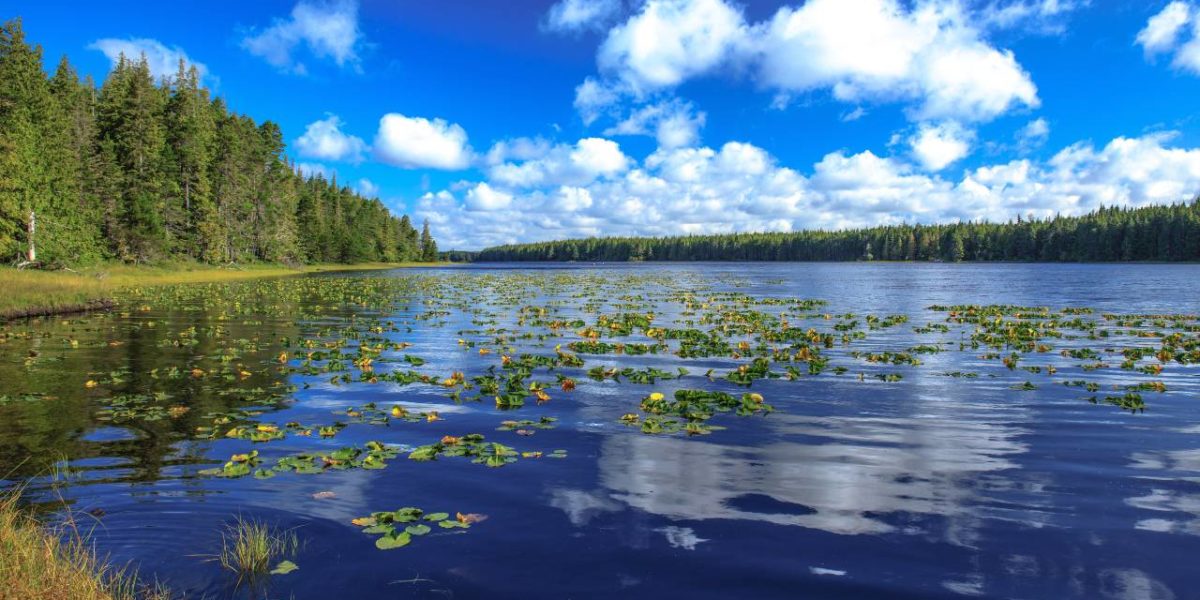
[164,60,216,257]
[420,220,437,262]
[0,18,59,263]
[98,53,168,261]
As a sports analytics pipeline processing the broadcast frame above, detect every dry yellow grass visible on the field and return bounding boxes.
[0,262,447,319]
[0,492,169,600]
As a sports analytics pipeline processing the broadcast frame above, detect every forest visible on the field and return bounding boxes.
[0,18,437,267]
[474,201,1200,263]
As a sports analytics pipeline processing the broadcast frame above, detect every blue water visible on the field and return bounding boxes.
[3,263,1199,599]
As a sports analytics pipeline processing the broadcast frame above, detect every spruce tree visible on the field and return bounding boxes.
[420,220,437,262]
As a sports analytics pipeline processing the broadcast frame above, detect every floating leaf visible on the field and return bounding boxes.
[270,560,299,575]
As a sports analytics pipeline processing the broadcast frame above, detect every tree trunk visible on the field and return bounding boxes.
[27,209,36,263]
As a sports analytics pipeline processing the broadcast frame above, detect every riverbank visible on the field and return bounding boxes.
[0,491,170,599]
[0,262,445,321]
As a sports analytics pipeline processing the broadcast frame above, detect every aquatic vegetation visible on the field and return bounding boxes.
[407,434,530,467]
[351,508,482,550]
[621,390,772,436]
[216,517,300,587]
[5,266,1199,597]
[497,417,557,433]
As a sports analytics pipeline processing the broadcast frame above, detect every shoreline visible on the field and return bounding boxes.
[0,262,450,322]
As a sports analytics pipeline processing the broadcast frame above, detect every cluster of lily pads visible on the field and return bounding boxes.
[351,508,483,550]
[408,433,566,466]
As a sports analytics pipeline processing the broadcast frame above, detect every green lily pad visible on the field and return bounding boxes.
[375,531,412,550]
[405,524,431,536]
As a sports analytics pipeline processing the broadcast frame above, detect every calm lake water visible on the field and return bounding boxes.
[3,262,1200,599]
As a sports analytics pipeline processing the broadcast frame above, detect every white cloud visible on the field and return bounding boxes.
[1136,1,1200,75]
[1137,2,1192,56]
[89,38,209,83]
[1017,117,1050,151]
[909,122,973,171]
[419,133,1200,250]
[752,0,1039,122]
[488,137,631,188]
[598,0,748,92]
[544,0,623,33]
[841,107,868,122]
[295,114,366,162]
[583,0,1039,123]
[356,178,379,198]
[1176,26,1200,73]
[604,100,706,148]
[980,0,1087,33]
[575,77,623,125]
[241,0,363,74]
[373,113,473,170]
[465,182,514,211]
[485,137,555,166]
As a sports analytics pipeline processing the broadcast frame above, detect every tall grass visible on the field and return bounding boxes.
[217,517,299,587]
[0,261,440,318]
[0,489,170,600]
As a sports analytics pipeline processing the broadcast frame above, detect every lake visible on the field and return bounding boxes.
[2,262,1199,599]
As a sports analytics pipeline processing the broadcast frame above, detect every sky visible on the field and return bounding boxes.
[10,0,1200,249]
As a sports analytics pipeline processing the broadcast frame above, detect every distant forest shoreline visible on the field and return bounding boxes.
[466,200,1200,263]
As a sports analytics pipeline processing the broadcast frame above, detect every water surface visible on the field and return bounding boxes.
[2,263,1198,599]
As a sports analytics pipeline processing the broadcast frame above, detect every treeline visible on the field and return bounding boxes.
[476,201,1200,262]
[0,18,436,266]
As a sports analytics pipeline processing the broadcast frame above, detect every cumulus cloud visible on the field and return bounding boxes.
[583,0,1039,124]
[604,100,706,148]
[373,113,473,170]
[598,0,748,92]
[295,114,367,162]
[544,0,623,33]
[89,38,209,83]
[418,133,1200,250]
[487,137,631,188]
[465,182,514,211]
[909,122,973,171]
[1136,1,1200,74]
[1138,2,1191,56]
[752,0,1039,121]
[241,0,363,74]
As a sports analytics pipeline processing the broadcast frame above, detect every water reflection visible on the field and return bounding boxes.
[550,406,1029,542]
[1128,448,1200,536]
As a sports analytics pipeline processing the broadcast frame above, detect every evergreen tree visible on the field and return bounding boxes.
[476,201,1200,264]
[420,220,437,262]
[0,18,429,267]
[0,18,59,262]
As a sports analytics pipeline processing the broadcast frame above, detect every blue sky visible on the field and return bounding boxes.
[10,0,1200,249]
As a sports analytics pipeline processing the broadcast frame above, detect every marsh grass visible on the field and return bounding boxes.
[0,261,446,318]
[0,488,171,600]
[217,517,300,588]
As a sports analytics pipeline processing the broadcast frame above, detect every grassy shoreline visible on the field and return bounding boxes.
[0,262,447,321]
[0,491,170,599]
